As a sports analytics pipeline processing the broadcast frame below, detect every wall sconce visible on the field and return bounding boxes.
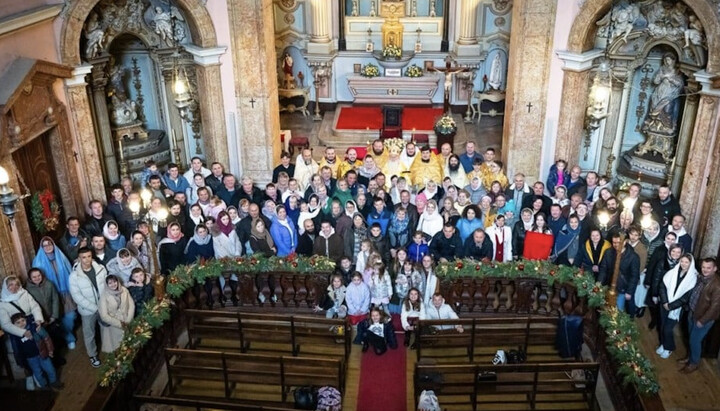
[0,166,20,223]
[586,59,612,131]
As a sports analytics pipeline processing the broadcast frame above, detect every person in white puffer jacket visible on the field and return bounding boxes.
[69,248,107,369]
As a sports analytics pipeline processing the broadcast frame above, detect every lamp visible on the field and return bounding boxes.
[0,166,19,222]
[640,214,653,230]
[597,211,610,230]
[128,199,141,220]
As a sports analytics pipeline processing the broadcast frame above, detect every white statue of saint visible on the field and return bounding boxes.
[488,54,504,91]
[153,6,184,46]
[84,12,105,59]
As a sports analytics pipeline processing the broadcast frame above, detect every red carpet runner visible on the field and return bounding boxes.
[336,106,444,131]
[356,315,407,411]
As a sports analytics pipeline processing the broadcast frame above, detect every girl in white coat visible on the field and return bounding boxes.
[401,288,425,348]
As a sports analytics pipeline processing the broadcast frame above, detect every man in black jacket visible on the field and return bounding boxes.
[429,223,463,262]
[235,203,271,254]
[461,229,494,260]
[231,176,265,207]
[296,219,317,257]
[84,200,111,238]
[612,235,640,316]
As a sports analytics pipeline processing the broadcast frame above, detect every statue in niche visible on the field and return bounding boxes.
[612,1,640,42]
[152,6,185,46]
[84,12,106,59]
[108,64,129,101]
[642,53,684,136]
[109,94,139,126]
[488,54,504,91]
[282,53,295,89]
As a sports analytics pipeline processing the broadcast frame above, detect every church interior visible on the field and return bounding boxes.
[1,0,720,410]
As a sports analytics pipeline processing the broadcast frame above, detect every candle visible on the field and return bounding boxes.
[171,130,177,148]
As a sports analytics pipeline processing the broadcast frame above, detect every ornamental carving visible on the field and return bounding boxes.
[491,0,512,14]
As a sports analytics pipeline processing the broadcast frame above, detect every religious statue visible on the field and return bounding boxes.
[84,12,106,59]
[109,95,139,126]
[611,1,640,42]
[282,53,295,89]
[642,53,684,136]
[488,53,504,91]
[108,63,129,101]
[684,15,704,48]
[430,58,469,113]
[152,6,184,46]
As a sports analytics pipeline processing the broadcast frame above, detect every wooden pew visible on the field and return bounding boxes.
[415,362,599,411]
[134,394,300,410]
[185,309,351,361]
[416,316,560,363]
[164,348,344,407]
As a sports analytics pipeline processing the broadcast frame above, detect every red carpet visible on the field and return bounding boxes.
[336,106,444,131]
[357,329,407,411]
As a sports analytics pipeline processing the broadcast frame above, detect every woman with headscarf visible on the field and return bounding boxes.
[31,237,76,348]
[357,155,381,187]
[0,276,45,389]
[106,248,142,284]
[344,213,369,260]
[103,220,126,253]
[270,205,298,257]
[456,205,484,243]
[212,212,242,306]
[184,203,206,236]
[185,224,216,308]
[98,275,134,353]
[551,215,582,266]
[226,206,241,226]
[512,208,534,260]
[262,200,278,221]
[417,200,443,239]
[158,222,187,276]
[656,253,697,359]
[284,195,301,230]
[647,243,683,330]
[127,230,154,274]
[250,218,277,256]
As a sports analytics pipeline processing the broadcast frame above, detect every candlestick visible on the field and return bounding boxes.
[171,129,177,148]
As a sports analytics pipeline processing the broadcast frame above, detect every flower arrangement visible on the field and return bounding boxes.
[434,114,457,135]
[360,63,380,78]
[405,64,423,77]
[98,253,335,387]
[30,189,61,234]
[382,44,402,58]
[435,258,659,395]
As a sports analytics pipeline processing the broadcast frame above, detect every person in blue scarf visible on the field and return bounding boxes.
[552,215,582,266]
[388,207,411,252]
[31,237,77,349]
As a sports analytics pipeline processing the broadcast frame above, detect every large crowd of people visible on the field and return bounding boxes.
[1,138,719,392]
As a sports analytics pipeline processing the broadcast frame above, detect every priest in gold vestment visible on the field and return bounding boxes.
[410,146,444,190]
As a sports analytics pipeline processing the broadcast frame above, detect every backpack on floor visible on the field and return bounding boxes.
[316,386,342,411]
[417,389,441,411]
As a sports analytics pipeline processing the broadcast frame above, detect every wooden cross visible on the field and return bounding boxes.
[249,98,257,108]
[430,59,470,113]
[526,102,533,113]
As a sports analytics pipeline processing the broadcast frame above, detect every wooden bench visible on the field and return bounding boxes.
[164,348,344,407]
[416,316,561,363]
[185,309,351,361]
[134,394,298,410]
[415,362,599,411]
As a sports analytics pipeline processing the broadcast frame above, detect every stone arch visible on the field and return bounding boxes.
[60,0,218,66]
[567,0,720,72]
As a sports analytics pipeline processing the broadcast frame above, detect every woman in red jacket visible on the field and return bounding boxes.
[522,212,555,260]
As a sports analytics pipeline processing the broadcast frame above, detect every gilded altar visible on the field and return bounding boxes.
[380,1,405,49]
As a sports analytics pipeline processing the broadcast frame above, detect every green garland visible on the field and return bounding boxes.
[98,254,335,387]
[99,255,659,395]
[435,258,659,395]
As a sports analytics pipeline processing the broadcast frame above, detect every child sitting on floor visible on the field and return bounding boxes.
[354,307,398,355]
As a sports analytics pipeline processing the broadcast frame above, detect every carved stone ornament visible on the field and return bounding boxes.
[491,0,512,14]
[82,0,189,60]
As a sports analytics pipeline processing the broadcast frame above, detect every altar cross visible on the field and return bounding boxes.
[430,58,470,113]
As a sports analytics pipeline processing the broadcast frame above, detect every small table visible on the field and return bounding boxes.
[278,87,310,117]
[473,90,506,123]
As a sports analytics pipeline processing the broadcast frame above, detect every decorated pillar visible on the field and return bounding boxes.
[596,78,627,174]
[184,45,230,168]
[554,50,603,166]
[227,0,281,184]
[678,71,720,237]
[502,0,558,181]
[308,0,333,54]
[64,65,107,203]
[88,57,119,185]
[669,82,700,194]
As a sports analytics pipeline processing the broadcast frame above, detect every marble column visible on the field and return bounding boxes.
[669,83,700,194]
[65,65,107,203]
[89,57,119,184]
[184,45,230,168]
[456,0,481,56]
[227,0,281,184]
[502,0,558,181]
[308,0,333,54]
